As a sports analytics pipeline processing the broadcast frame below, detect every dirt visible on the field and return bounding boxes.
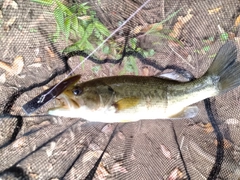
[1,0,240,179]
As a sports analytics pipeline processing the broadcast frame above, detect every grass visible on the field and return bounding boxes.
[31,0,110,53]
[31,0,181,75]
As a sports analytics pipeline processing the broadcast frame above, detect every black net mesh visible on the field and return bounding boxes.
[1,0,240,179]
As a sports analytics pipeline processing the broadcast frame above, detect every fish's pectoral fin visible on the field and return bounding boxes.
[112,97,140,112]
[169,106,199,119]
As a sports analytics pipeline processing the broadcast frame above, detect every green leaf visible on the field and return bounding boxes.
[63,44,79,53]
[69,5,78,13]
[70,29,76,39]
[220,32,228,41]
[79,2,89,8]
[85,40,94,50]
[71,32,88,50]
[31,0,53,6]
[130,38,137,49]
[85,23,94,38]
[64,17,71,40]
[203,46,210,52]
[94,29,103,41]
[52,23,60,41]
[55,0,72,16]
[78,3,90,15]
[148,49,155,56]
[72,16,78,32]
[209,53,216,58]
[92,65,101,73]
[125,57,138,75]
[54,8,65,33]
[78,25,85,37]
[103,45,110,54]
[143,51,149,57]
[79,18,90,28]
[94,21,110,37]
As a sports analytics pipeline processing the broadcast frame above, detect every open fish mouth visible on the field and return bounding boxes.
[56,93,80,109]
[47,93,81,117]
[47,75,82,116]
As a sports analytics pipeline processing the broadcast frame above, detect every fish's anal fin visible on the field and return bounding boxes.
[169,106,199,119]
[113,97,139,112]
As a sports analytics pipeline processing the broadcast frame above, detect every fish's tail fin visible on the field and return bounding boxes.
[206,41,240,94]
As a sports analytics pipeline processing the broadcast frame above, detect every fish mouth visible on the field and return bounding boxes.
[47,93,80,117]
[56,93,80,109]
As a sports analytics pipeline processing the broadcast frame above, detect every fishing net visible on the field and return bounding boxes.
[0,0,240,179]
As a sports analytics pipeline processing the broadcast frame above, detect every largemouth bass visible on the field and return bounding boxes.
[48,41,240,122]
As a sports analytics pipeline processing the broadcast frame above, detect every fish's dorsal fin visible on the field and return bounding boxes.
[169,106,199,119]
[112,97,140,112]
[155,70,194,82]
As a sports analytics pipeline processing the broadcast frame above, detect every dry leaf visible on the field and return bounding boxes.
[18,74,26,78]
[12,56,24,75]
[44,46,55,58]
[235,15,240,27]
[96,162,110,180]
[0,73,6,84]
[4,17,17,31]
[12,137,26,148]
[0,56,24,75]
[10,0,18,9]
[228,32,235,40]
[142,66,149,76]
[111,162,128,173]
[160,144,171,159]
[0,61,13,74]
[101,124,114,135]
[2,0,18,9]
[34,48,40,56]
[214,139,232,149]
[117,131,125,140]
[34,57,42,62]
[3,0,18,9]
[0,10,3,19]
[82,150,110,163]
[43,86,49,90]
[46,142,56,157]
[88,143,100,151]
[225,118,239,125]
[131,25,143,35]
[77,15,91,21]
[169,9,193,39]
[131,23,163,35]
[142,23,163,33]
[198,122,214,133]
[208,7,221,15]
[167,167,183,180]
[27,63,42,68]
[217,24,225,34]
[28,172,39,179]
[235,37,240,47]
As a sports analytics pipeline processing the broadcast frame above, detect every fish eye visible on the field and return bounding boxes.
[72,88,82,96]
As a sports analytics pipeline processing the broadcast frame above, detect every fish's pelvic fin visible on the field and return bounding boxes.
[169,106,199,119]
